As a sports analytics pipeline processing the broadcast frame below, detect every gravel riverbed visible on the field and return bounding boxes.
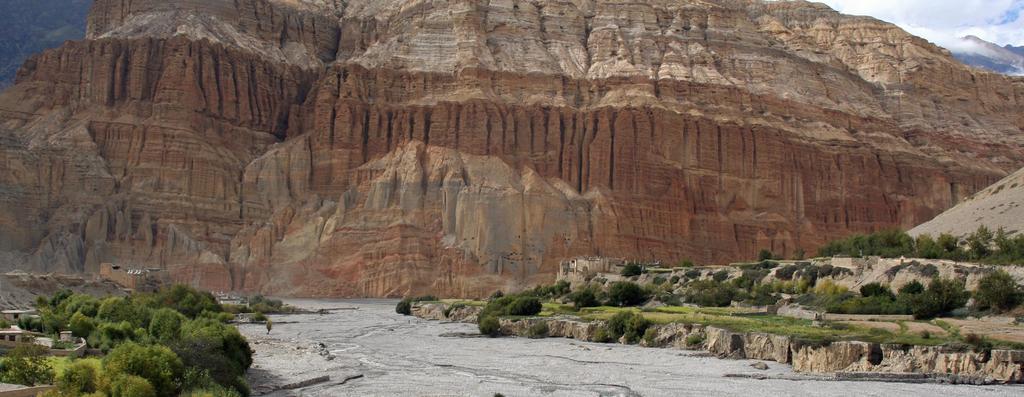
[238,299,1022,396]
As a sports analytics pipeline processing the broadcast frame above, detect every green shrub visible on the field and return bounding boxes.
[443,303,466,318]
[621,263,644,277]
[526,322,549,339]
[57,359,101,395]
[963,333,993,353]
[684,269,701,279]
[974,271,1021,312]
[669,276,680,285]
[712,270,729,282]
[250,312,268,322]
[898,280,925,295]
[758,249,775,261]
[642,327,659,346]
[859,283,894,299]
[103,342,184,397]
[828,295,908,315]
[605,311,650,344]
[685,333,705,347]
[907,278,970,319]
[746,283,780,306]
[607,282,648,307]
[395,299,412,315]
[570,289,600,310]
[479,316,501,337]
[592,327,613,343]
[531,281,571,298]
[678,260,695,268]
[506,297,542,316]
[110,374,156,397]
[683,280,736,307]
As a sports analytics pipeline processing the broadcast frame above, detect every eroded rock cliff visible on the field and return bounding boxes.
[2,0,1023,296]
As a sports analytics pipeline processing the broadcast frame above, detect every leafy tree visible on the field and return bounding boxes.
[907,278,970,319]
[89,321,145,351]
[758,249,775,261]
[149,308,186,342]
[69,312,96,338]
[153,285,222,319]
[57,358,101,395]
[179,319,253,377]
[103,342,184,397]
[171,336,251,395]
[0,344,54,386]
[966,226,994,259]
[606,282,648,307]
[936,234,961,256]
[48,289,74,309]
[914,234,942,259]
[97,297,149,328]
[974,271,1021,312]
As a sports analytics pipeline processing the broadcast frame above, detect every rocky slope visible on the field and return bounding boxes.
[911,166,1024,238]
[2,0,1024,297]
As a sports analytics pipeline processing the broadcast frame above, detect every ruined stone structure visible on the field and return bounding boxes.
[2,0,1024,297]
[557,257,624,283]
[98,263,168,291]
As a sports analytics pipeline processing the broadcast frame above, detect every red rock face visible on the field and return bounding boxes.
[1,0,1022,297]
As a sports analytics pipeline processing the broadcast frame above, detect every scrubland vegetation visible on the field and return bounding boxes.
[3,285,253,396]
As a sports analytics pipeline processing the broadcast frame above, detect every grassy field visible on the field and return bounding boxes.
[574,306,954,346]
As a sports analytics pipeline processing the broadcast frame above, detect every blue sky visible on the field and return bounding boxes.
[816,0,1024,49]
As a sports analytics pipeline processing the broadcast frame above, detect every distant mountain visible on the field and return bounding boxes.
[952,36,1024,76]
[0,0,91,89]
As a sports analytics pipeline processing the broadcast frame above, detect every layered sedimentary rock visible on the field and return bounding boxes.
[2,0,1024,296]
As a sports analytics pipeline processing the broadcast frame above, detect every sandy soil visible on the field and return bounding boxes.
[238,299,1024,397]
[940,317,1024,344]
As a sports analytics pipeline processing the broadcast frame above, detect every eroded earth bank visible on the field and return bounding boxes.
[238,300,1022,396]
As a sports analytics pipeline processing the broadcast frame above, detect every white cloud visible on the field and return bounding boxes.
[814,0,1024,49]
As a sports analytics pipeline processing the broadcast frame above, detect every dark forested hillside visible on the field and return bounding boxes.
[0,0,91,88]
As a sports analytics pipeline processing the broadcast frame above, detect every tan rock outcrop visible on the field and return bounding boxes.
[641,323,706,349]
[791,341,880,373]
[498,317,603,341]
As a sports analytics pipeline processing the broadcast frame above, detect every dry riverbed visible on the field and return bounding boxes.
[239,299,1023,396]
